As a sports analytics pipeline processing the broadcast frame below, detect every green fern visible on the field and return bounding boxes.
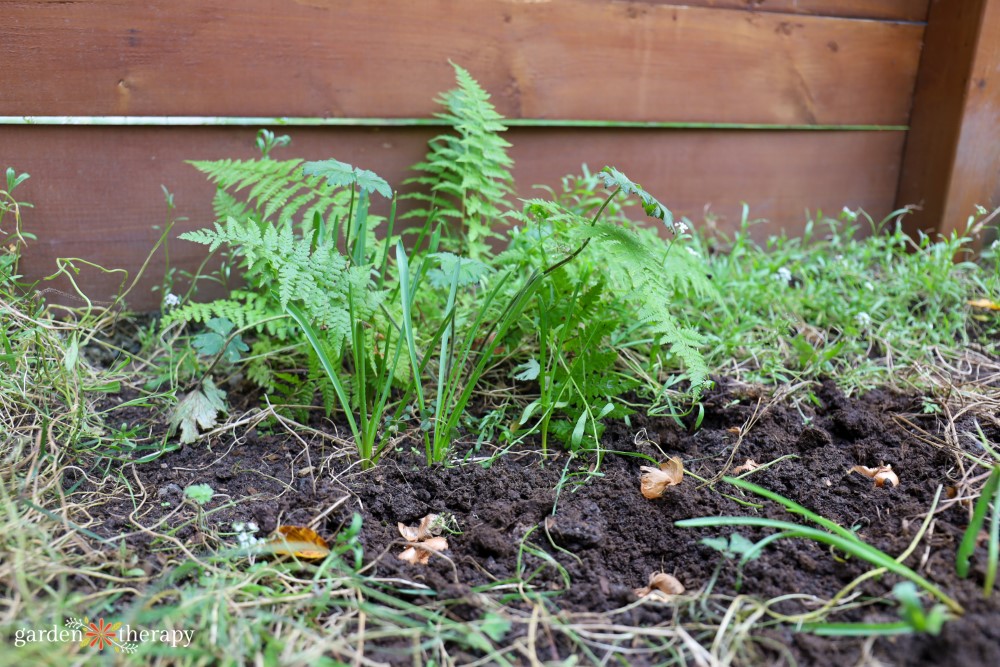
[189,157,350,233]
[404,62,515,260]
[162,290,293,340]
[502,168,713,394]
[574,221,710,390]
[544,282,639,449]
[244,337,328,419]
[210,188,251,229]
[180,216,384,355]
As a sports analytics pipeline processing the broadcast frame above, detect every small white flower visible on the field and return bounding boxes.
[675,221,689,234]
[163,292,181,308]
[233,520,261,549]
[841,206,858,222]
[774,267,793,284]
[855,312,871,327]
[237,533,261,548]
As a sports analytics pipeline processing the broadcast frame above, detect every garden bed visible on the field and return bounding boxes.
[71,377,1000,666]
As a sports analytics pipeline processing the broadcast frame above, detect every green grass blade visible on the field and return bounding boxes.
[987,477,1000,595]
[676,516,963,614]
[956,466,1000,578]
[432,262,462,462]
[439,270,544,451]
[798,622,913,637]
[395,241,429,457]
[284,301,360,446]
[723,476,862,543]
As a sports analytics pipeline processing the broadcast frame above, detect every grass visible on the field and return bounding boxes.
[678,477,963,616]
[675,206,1000,397]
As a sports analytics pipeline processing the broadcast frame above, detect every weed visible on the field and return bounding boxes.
[0,167,35,284]
[680,205,1000,395]
[677,476,964,616]
[183,483,215,506]
[955,425,1000,595]
[701,532,761,590]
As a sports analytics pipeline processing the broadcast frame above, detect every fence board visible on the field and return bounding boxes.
[4,126,905,310]
[647,1,929,21]
[896,0,1000,238]
[2,1,922,125]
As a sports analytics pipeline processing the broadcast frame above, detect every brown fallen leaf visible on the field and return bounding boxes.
[851,464,899,488]
[968,298,1000,311]
[398,536,449,566]
[732,459,759,475]
[634,572,685,599]
[640,456,684,499]
[260,525,331,559]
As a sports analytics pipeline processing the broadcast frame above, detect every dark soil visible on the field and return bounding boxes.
[77,379,1000,666]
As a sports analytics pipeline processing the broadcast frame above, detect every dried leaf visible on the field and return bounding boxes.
[397,522,421,543]
[640,457,684,499]
[398,514,441,542]
[261,525,331,559]
[634,572,685,598]
[167,378,227,444]
[732,459,759,475]
[851,464,899,488]
[398,536,449,565]
[968,298,1000,311]
[397,515,448,566]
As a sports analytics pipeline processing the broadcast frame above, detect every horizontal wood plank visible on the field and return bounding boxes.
[646,1,928,22]
[4,126,906,310]
[1,1,922,125]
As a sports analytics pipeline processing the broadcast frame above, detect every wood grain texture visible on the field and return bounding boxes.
[645,1,929,22]
[896,0,1000,237]
[1,1,922,125]
[5,126,906,310]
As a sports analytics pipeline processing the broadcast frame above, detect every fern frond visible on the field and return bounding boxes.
[403,63,515,260]
[574,222,711,390]
[211,188,249,224]
[163,291,293,339]
[180,216,384,354]
[188,158,350,231]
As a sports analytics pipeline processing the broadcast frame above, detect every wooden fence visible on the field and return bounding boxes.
[1,0,997,309]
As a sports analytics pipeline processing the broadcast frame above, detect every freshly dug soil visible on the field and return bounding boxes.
[78,379,1000,666]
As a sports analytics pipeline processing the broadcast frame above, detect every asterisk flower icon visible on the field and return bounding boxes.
[82,617,121,650]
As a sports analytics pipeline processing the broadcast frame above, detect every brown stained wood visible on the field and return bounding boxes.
[642,0,929,22]
[5,126,906,310]
[896,0,1000,238]
[2,1,922,125]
